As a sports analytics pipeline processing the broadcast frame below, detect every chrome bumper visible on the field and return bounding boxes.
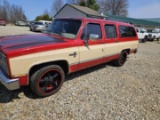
[0,70,20,90]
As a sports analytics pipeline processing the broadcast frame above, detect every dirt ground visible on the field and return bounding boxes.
[0,25,39,36]
[0,26,160,120]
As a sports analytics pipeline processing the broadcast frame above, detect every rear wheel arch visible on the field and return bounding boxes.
[122,49,130,54]
[113,49,129,66]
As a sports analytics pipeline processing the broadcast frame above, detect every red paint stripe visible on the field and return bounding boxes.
[69,54,119,73]
[14,75,28,86]
[6,41,80,58]
[69,64,79,73]
[7,39,138,58]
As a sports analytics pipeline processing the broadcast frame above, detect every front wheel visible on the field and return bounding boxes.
[113,51,128,66]
[30,65,65,97]
[141,39,146,43]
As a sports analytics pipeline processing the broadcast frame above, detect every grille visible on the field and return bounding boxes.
[148,34,152,37]
[0,52,9,76]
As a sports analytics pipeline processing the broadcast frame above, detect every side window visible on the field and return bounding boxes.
[81,23,102,40]
[104,24,117,38]
[119,26,136,37]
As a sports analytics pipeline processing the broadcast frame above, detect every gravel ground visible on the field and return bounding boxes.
[0,26,160,120]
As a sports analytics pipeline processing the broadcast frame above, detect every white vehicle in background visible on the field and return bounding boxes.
[147,29,160,41]
[152,28,160,41]
[136,27,148,43]
[29,21,46,32]
[38,20,52,28]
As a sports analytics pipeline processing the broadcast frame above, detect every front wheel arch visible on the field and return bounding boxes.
[28,60,69,84]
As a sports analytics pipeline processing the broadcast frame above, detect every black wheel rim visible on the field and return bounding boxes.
[38,69,62,94]
[119,52,127,65]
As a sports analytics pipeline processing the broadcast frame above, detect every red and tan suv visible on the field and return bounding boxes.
[0,18,6,26]
[0,18,139,97]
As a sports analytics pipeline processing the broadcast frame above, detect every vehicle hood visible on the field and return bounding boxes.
[0,34,65,51]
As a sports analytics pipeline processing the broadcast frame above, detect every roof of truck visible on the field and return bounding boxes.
[56,17,134,27]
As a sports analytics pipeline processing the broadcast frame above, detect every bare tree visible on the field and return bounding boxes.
[0,0,10,21]
[0,0,27,23]
[51,0,64,15]
[9,5,27,23]
[99,0,128,16]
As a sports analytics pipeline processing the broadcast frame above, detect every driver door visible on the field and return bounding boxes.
[78,22,104,70]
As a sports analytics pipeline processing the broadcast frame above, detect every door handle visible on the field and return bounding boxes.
[69,52,77,57]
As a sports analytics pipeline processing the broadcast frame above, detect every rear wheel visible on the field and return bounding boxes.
[113,51,128,66]
[30,65,65,97]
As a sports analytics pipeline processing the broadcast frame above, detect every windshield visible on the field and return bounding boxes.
[34,22,43,25]
[46,19,82,39]
[147,29,154,33]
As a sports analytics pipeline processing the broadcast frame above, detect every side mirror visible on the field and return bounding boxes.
[89,34,99,41]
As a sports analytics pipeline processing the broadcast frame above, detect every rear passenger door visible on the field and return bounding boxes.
[103,23,120,62]
[78,22,104,70]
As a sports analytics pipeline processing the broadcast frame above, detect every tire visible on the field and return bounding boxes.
[151,36,155,42]
[113,51,128,66]
[30,27,32,31]
[143,37,147,43]
[33,27,35,32]
[141,39,146,43]
[30,65,65,97]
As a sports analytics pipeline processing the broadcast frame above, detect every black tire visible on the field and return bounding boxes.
[151,36,155,42]
[30,65,65,97]
[141,39,145,43]
[33,27,35,32]
[30,27,32,31]
[143,37,147,43]
[113,51,128,66]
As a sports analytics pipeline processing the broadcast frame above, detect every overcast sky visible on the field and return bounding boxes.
[7,0,160,20]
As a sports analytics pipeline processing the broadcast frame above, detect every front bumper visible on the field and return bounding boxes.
[0,70,20,90]
[35,27,45,31]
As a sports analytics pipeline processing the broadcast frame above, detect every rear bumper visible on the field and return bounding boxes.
[0,70,20,90]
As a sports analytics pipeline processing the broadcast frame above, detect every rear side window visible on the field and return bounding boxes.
[119,26,136,37]
[81,23,102,40]
[105,24,117,38]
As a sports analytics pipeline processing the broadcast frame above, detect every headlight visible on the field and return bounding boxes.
[0,52,9,76]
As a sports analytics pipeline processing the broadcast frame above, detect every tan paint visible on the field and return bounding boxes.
[10,47,79,77]
[104,41,139,57]
[79,44,104,63]
[9,41,138,77]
